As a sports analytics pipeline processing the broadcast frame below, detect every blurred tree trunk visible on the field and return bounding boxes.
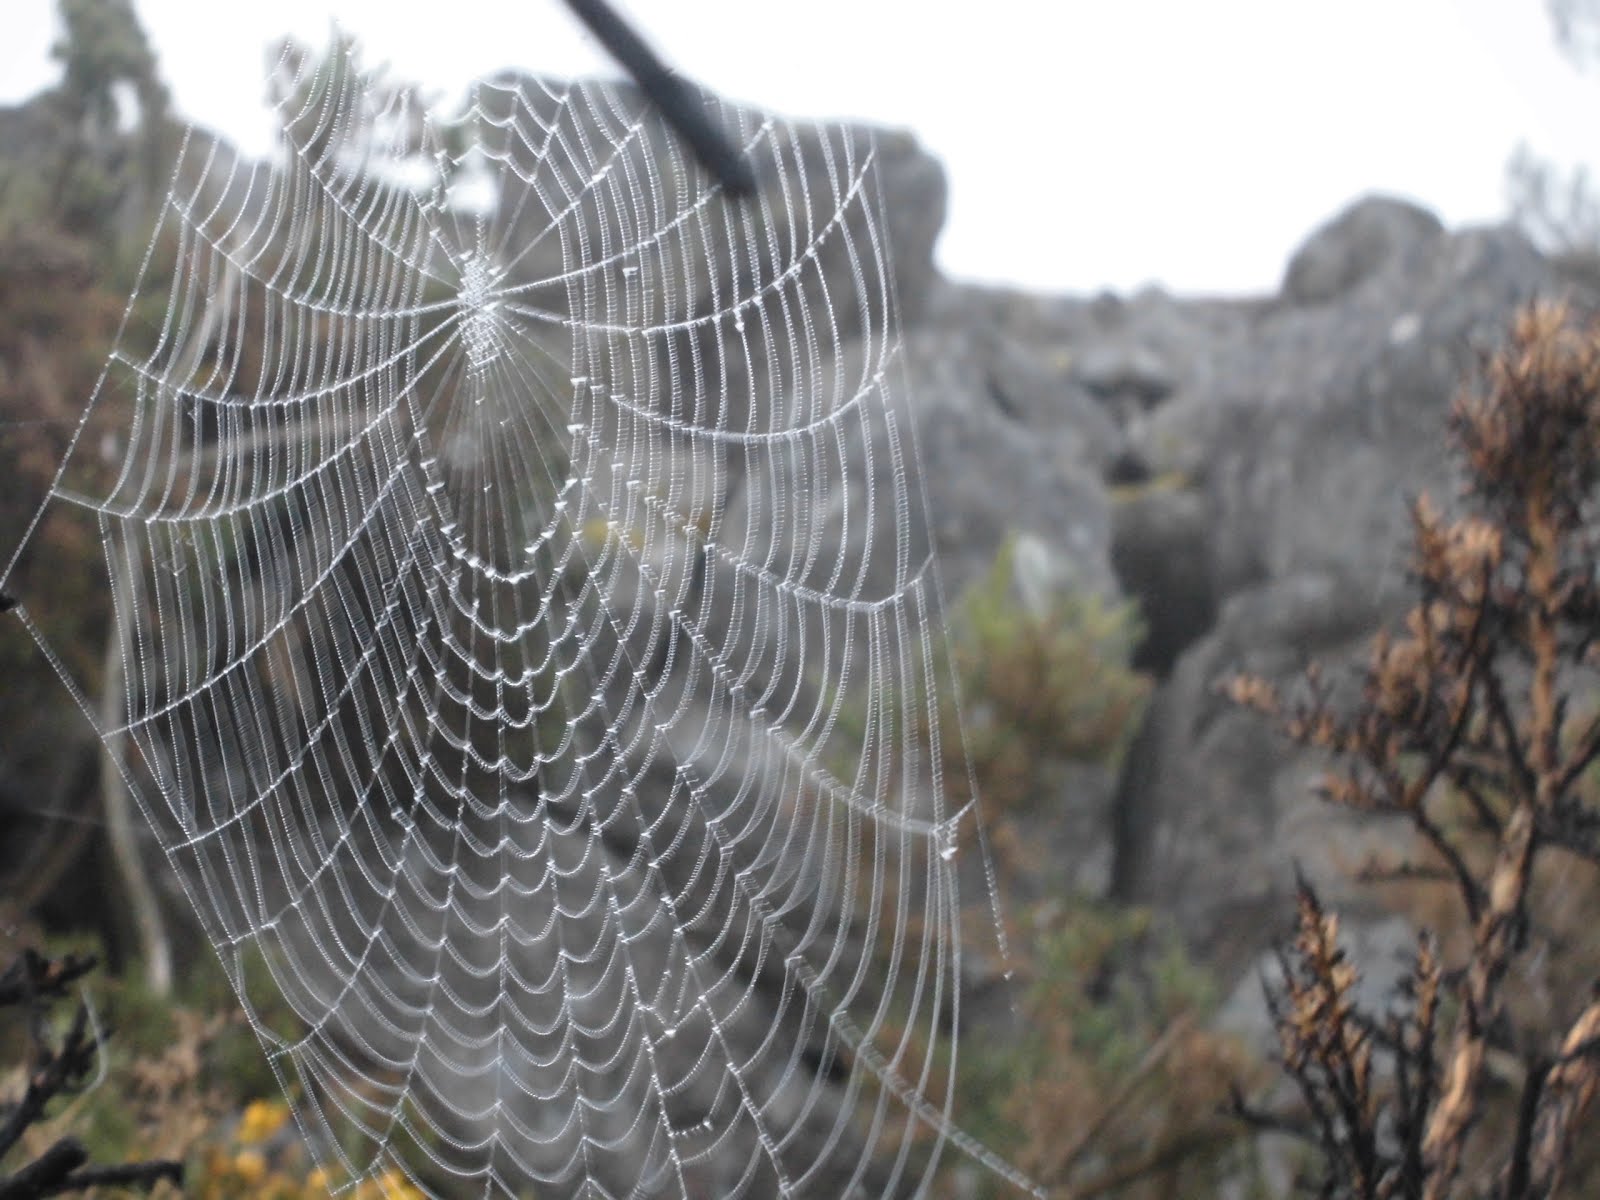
[98,567,171,995]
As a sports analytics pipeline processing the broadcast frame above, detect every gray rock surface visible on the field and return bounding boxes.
[816,190,1575,1006]
[1108,571,1391,974]
[1280,193,1445,306]
[1101,207,1562,976]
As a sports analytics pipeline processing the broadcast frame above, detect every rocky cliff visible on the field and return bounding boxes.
[873,170,1598,1038]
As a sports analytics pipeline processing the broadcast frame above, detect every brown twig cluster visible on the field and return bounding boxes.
[1228,301,1600,1198]
[0,949,182,1200]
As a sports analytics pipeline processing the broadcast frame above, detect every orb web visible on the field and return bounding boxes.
[2,37,1037,1199]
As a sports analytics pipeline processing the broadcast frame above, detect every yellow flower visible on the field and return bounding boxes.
[377,1168,425,1199]
[238,1098,291,1143]
[232,1149,268,1186]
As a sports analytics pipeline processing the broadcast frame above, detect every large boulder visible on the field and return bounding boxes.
[1127,210,1550,607]
[909,196,1585,997]
[1102,201,1579,978]
[1280,193,1445,307]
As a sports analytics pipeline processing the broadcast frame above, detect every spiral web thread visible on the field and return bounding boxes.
[4,38,1037,1199]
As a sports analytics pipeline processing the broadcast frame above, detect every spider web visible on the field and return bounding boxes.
[4,37,1035,1199]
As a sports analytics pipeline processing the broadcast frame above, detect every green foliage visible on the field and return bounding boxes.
[945,539,1150,819]
[957,539,1147,764]
[52,0,168,131]
[0,0,178,735]
[892,544,1258,1196]
[953,899,1259,1199]
[3,936,352,1195]
[35,0,174,238]
[822,537,1149,849]
[0,225,122,718]
[825,540,1235,1193]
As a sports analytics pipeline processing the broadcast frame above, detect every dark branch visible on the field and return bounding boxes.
[0,952,186,1199]
[0,1138,88,1200]
[0,1002,96,1163]
[0,952,97,1008]
[41,1158,184,1198]
[562,0,757,197]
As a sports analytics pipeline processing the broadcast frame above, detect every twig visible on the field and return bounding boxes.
[0,1139,88,1200]
[562,0,757,196]
[0,952,96,1008]
[1525,993,1600,1195]
[0,1003,96,1163]
[0,1137,182,1200]
[0,952,186,1198]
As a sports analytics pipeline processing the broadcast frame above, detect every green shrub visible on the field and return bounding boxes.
[935,539,1150,831]
[952,899,1260,1200]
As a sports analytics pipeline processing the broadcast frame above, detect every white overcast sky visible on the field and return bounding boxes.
[3,0,1598,295]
